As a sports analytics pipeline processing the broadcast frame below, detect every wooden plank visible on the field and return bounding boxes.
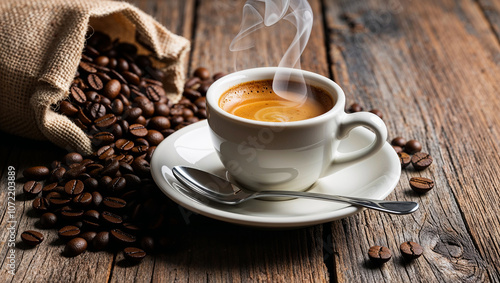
[477,0,500,42]
[323,0,500,281]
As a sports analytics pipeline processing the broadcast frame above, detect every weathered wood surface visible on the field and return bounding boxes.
[1,0,500,282]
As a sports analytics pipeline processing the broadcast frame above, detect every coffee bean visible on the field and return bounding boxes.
[123,247,147,263]
[146,130,164,146]
[88,102,106,120]
[23,166,50,181]
[193,67,210,80]
[392,145,403,153]
[88,73,104,90]
[103,197,127,209]
[79,61,97,73]
[145,85,163,102]
[101,211,123,225]
[148,116,170,130]
[369,109,383,119]
[124,107,142,121]
[368,245,391,264]
[64,179,85,196]
[64,164,86,180]
[398,152,411,169]
[110,229,136,244]
[70,86,87,104]
[47,192,71,206]
[400,241,423,260]
[100,159,119,176]
[21,230,44,246]
[115,139,134,151]
[95,56,109,66]
[103,79,121,99]
[95,113,117,128]
[122,71,141,85]
[213,72,226,81]
[60,206,84,221]
[96,145,115,160]
[93,231,110,251]
[131,157,150,176]
[134,96,155,117]
[23,180,42,197]
[92,132,115,146]
[129,124,148,137]
[83,210,101,228]
[391,137,406,148]
[348,103,363,113]
[409,177,434,193]
[107,177,126,193]
[58,225,80,239]
[40,212,58,228]
[80,231,98,244]
[60,101,79,116]
[140,236,155,252]
[111,99,124,115]
[411,152,433,171]
[405,140,422,154]
[154,102,170,116]
[185,76,201,89]
[64,237,87,257]
[73,192,93,207]
[32,197,50,213]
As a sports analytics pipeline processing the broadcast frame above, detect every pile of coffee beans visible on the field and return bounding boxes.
[20,31,225,262]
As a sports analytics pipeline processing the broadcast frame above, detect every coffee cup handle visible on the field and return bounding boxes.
[333,112,387,164]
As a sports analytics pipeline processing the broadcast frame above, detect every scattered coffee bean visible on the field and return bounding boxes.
[23,180,43,198]
[110,228,136,244]
[348,103,363,113]
[23,166,50,181]
[32,197,50,213]
[398,152,411,169]
[193,67,211,80]
[369,109,383,119]
[391,137,406,148]
[80,231,98,244]
[38,212,57,229]
[368,245,392,264]
[411,152,433,171]
[64,152,83,166]
[58,225,80,240]
[21,230,44,246]
[64,179,85,196]
[64,237,87,257]
[123,247,147,263]
[409,177,434,193]
[400,241,423,260]
[93,231,110,251]
[405,139,422,154]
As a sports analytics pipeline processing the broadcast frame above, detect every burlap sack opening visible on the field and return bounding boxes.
[0,0,190,155]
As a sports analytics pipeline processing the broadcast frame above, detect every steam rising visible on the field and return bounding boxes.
[230,0,313,101]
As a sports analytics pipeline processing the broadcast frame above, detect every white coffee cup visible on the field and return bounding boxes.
[206,67,387,192]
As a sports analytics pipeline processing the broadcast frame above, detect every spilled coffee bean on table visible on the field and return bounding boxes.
[20,31,224,262]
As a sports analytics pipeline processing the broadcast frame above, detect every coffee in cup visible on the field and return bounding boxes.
[206,67,387,192]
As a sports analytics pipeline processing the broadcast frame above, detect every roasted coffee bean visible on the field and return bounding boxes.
[23,166,50,181]
[88,73,104,90]
[348,103,363,113]
[391,137,406,147]
[95,113,117,128]
[193,67,210,80]
[154,102,170,116]
[409,177,434,193]
[134,96,155,117]
[132,157,150,176]
[101,211,123,225]
[398,152,411,169]
[124,107,142,121]
[84,177,99,191]
[131,144,148,154]
[64,237,87,257]
[21,230,44,246]
[119,161,134,174]
[92,132,115,146]
[70,86,87,104]
[94,55,109,66]
[129,124,148,137]
[400,241,423,260]
[183,88,201,101]
[47,192,71,206]
[185,76,201,89]
[145,85,163,102]
[64,165,86,180]
[32,197,50,213]
[58,225,80,239]
[392,145,403,153]
[213,72,226,81]
[140,236,155,252]
[83,210,100,228]
[405,139,422,154]
[23,180,42,197]
[411,152,433,171]
[146,130,164,146]
[42,182,59,195]
[111,229,136,244]
[369,109,383,119]
[123,174,141,188]
[80,231,98,244]
[93,231,110,251]
[116,139,134,151]
[60,206,84,220]
[99,176,113,188]
[107,177,126,193]
[103,79,121,99]
[368,245,392,264]
[111,99,124,115]
[88,102,106,120]
[73,192,93,207]
[78,108,93,125]
[40,212,58,228]
[148,116,170,130]
[122,71,140,85]
[86,91,101,103]
[49,167,66,183]
[79,61,97,73]
[96,145,115,160]
[123,247,147,263]
[103,197,126,209]
[65,179,85,196]
[101,159,120,177]
[60,100,79,116]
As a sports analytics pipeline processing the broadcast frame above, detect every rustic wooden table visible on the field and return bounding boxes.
[2,0,500,282]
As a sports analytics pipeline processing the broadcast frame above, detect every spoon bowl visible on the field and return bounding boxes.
[172,166,418,215]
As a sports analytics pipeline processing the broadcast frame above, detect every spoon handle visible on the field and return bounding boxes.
[254,191,419,215]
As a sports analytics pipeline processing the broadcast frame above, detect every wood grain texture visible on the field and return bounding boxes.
[324,0,500,281]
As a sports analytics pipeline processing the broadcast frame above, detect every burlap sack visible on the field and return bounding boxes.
[0,0,190,155]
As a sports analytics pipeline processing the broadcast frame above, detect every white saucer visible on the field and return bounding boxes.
[150,120,401,228]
